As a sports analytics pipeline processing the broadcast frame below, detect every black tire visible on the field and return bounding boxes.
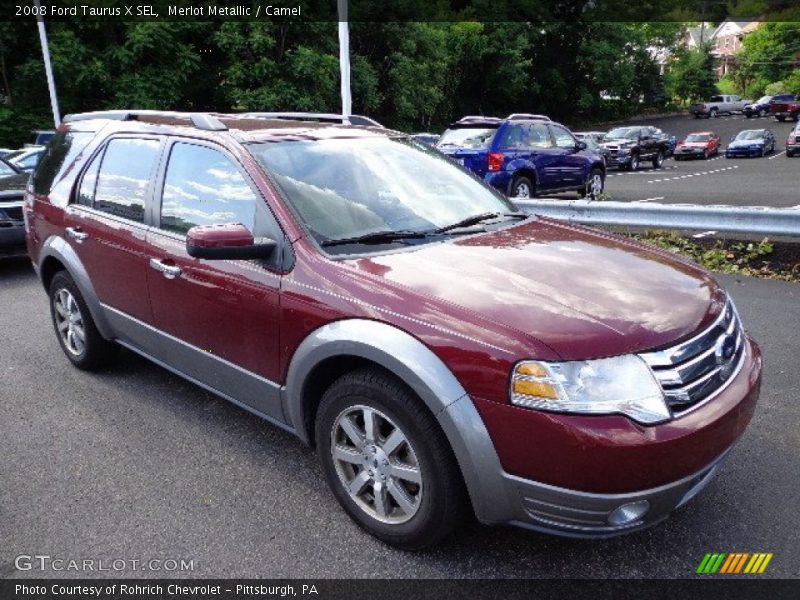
[777,116,786,122]
[315,367,468,550]
[793,112,800,122]
[652,150,664,168]
[703,149,709,160]
[759,109,765,118]
[48,271,118,370]
[710,108,718,119]
[509,175,535,199]
[581,167,605,200]
[627,153,640,171]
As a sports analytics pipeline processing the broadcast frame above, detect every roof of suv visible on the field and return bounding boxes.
[62,110,395,143]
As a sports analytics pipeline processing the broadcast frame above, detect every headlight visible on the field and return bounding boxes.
[617,147,630,154]
[510,356,670,424]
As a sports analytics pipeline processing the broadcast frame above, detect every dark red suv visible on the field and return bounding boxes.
[25,111,761,548]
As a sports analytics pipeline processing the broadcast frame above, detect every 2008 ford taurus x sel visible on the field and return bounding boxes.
[25,111,761,549]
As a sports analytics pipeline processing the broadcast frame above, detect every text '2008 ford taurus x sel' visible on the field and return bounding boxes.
[25,111,761,549]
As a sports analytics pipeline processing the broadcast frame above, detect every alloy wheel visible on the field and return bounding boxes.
[53,288,86,356]
[513,182,531,198]
[330,405,423,524]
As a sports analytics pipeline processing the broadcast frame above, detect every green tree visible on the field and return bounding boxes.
[665,43,717,104]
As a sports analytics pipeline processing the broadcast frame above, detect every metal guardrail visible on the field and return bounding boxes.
[515,199,800,237]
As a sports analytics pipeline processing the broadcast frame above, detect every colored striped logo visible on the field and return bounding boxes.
[696,552,773,574]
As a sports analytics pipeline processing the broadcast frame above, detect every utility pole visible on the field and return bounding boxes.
[34,0,60,127]
[337,0,352,119]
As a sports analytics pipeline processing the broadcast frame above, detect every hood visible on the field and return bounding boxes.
[729,139,763,148]
[0,172,28,193]
[342,219,725,360]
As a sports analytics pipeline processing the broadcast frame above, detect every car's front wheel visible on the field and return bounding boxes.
[49,271,118,370]
[315,368,467,549]
[510,175,534,199]
[628,153,640,171]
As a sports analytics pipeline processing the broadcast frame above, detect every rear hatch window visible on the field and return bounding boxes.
[437,127,497,150]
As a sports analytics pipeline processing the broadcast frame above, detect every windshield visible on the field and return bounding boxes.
[735,130,764,141]
[685,134,710,142]
[605,127,640,140]
[0,160,16,177]
[437,127,497,148]
[249,137,515,249]
[758,96,772,103]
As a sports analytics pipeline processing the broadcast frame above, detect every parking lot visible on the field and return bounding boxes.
[597,112,799,207]
[1,256,798,579]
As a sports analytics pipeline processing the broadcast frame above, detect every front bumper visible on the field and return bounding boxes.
[605,154,632,168]
[0,220,26,254]
[675,148,707,159]
[726,147,763,158]
[464,336,760,536]
[503,448,727,537]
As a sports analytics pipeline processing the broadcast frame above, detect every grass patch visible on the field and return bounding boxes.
[629,230,800,282]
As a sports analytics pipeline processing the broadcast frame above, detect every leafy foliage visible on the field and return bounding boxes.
[665,43,718,104]
[0,19,678,147]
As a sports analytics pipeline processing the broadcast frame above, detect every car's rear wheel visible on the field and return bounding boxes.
[510,175,534,199]
[582,168,604,200]
[315,368,467,549]
[652,150,664,168]
[49,271,118,370]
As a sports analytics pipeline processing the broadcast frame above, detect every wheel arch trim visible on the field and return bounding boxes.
[283,318,513,523]
[37,235,114,339]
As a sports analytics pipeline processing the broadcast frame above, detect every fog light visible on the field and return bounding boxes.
[608,500,650,526]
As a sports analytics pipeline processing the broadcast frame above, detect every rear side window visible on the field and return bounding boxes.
[79,138,161,223]
[159,142,257,235]
[32,131,94,195]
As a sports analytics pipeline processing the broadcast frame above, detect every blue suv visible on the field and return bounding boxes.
[436,114,606,199]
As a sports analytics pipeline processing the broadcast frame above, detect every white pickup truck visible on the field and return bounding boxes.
[690,95,752,118]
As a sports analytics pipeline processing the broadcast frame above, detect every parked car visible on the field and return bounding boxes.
[0,157,28,256]
[673,132,721,160]
[7,146,45,173]
[690,95,751,118]
[411,132,440,146]
[437,114,606,199]
[785,122,800,157]
[599,126,672,170]
[27,110,761,549]
[768,94,800,122]
[725,129,776,158]
[743,96,773,118]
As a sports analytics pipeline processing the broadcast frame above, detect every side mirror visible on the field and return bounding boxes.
[575,140,588,151]
[186,223,276,260]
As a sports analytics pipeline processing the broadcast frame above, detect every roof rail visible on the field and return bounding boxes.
[507,113,551,121]
[62,110,228,131]
[242,112,348,123]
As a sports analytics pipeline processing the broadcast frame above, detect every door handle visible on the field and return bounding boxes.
[149,258,182,280]
[65,226,88,243]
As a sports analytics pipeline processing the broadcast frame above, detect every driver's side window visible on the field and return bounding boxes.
[160,142,257,235]
[551,125,577,149]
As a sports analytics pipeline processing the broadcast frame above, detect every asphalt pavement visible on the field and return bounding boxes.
[1,256,798,578]
[575,112,799,207]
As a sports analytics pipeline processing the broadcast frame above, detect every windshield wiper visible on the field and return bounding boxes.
[320,230,428,247]
[434,211,527,234]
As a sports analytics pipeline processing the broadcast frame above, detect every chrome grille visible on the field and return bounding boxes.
[2,206,23,221]
[639,300,745,416]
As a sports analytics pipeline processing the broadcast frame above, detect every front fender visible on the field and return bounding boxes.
[38,234,114,339]
[283,318,514,523]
